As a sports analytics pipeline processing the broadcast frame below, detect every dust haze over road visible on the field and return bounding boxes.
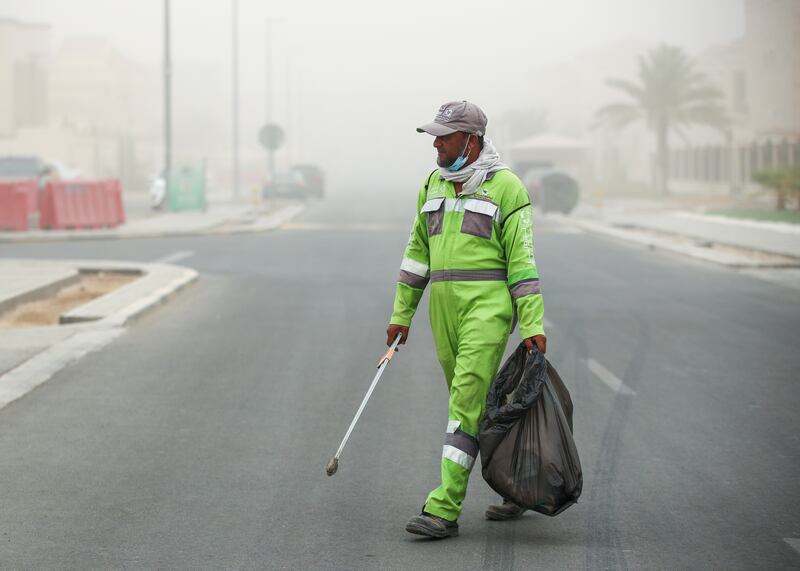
[1,194,799,568]
[1,0,799,569]
[0,0,745,191]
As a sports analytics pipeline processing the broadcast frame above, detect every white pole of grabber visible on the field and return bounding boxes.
[326,333,402,476]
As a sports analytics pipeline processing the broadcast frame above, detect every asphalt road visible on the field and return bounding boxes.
[0,191,799,570]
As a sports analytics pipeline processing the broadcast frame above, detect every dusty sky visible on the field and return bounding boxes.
[0,0,745,191]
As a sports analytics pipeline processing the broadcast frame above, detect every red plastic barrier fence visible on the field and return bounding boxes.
[39,179,126,230]
[0,185,29,231]
[9,179,38,214]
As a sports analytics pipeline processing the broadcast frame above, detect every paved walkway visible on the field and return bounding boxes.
[572,201,800,258]
[0,199,305,242]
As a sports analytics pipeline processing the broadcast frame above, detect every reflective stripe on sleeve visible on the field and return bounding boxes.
[509,279,541,300]
[400,257,429,278]
[398,270,429,289]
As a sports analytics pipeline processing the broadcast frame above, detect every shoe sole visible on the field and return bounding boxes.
[405,521,458,538]
[485,508,528,521]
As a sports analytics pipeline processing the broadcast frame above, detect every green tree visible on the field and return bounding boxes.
[752,167,800,211]
[595,44,729,194]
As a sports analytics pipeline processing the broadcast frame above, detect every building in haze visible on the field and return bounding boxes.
[669,0,800,194]
[0,18,50,138]
[0,25,160,187]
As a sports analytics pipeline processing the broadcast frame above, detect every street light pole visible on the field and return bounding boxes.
[163,0,172,189]
[232,0,240,199]
[265,18,275,178]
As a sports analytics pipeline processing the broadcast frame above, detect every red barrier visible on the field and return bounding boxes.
[40,179,125,230]
[110,179,125,225]
[0,186,29,231]
[8,179,38,214]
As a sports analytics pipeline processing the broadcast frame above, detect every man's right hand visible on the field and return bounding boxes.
[386,324,409,347]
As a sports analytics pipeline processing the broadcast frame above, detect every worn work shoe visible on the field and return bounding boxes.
[485,499,529,521]
[405,512,459,539]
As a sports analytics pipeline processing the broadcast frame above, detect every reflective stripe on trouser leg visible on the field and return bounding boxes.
[424,281,512,521]
[442,425,479,470]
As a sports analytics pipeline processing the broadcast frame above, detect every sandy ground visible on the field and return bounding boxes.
[0,273,138,327]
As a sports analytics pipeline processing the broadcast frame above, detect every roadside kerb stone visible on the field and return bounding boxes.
[0,259,198,412]
[0,201,306,243]
[0,261,81,314]
[549,214,800,269]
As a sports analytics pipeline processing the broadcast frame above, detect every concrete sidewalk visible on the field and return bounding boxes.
[0,198,305,243]
[577,202,800,258]
[0,258,197,411]
[558,198,800,265]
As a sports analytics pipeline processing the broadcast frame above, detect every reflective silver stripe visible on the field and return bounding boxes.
[463,198,499,217]
[430,269,507,283]
[445,430,479,458]
[421,197,445,212]
[510,279,541,300]
[446,420,460,433]
[421,198,502,222]
[398,270,429,289]
[400,257,429,278]
[442,445,475,471]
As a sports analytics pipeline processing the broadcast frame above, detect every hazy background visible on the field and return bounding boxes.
[0,0,751,195]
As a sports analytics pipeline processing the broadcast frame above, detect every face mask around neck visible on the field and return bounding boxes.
[447,135,472,172]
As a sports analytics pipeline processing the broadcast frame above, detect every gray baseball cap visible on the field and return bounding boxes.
[416,100,488,137]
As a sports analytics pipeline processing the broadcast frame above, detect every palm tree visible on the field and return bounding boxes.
[595,44,729,194]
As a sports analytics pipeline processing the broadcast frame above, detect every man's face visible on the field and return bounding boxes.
[433,131,471,168]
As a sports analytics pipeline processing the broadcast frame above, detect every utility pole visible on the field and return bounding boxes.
[232,0,240,199]
[163,0,172,188]
[265,18,276,178]
[285,50,292,166]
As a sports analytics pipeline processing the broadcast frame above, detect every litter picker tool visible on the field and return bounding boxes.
[325,333,402,476]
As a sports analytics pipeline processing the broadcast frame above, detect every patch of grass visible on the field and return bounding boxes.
[706,209,800,224]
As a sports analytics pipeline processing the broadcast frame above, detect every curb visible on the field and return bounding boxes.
[0,260,197,413]
[0,271,81,315]
[0,202,306,243]
[551,215,800,269]
[675,212,800,235]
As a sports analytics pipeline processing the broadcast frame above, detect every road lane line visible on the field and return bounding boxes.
[785,538,800,556]
[586,358,636,396]
[155,250,195,264]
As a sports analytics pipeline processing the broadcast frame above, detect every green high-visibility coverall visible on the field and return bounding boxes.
[390,168,545,522]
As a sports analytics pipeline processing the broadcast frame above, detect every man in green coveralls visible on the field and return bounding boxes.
[387,101,547,539]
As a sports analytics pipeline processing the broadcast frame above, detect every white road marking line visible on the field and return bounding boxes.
[155,250,195,264]
[586,358,636,396]
[785,538,800,556]
[543,317,554,329]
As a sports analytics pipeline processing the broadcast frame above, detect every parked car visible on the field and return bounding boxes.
[290,164,325,198]
[523,168,580,214]
[0,155,82,187]
[262,171,305,199]
[0,155,46,181]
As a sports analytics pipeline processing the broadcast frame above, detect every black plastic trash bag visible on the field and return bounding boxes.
[479,343,582,516]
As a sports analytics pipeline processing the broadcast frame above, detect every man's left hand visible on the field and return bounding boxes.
[523,335,547,354]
